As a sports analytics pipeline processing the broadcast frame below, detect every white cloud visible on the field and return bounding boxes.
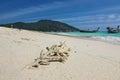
[108,14,116,19]
[55,13,120,24]
[1,0,120,27]
[0,1,67,20]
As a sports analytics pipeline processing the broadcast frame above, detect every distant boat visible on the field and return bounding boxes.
[79,27,100,33]
[106,26,120,33]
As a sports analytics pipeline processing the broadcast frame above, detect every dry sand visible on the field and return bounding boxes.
[0,27,120,80]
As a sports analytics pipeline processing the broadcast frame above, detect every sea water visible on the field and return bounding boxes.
[55,31,120,44]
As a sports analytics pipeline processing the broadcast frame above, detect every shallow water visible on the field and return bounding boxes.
[55,31,120,45]
[57,31,120,37]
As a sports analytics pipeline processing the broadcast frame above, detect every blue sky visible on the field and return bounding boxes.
[0,0,120,30]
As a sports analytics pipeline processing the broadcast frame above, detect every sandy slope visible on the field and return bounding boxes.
[0,27,120,80]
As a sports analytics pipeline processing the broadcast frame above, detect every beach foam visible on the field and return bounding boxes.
[54,32,120,45]
[92,36,120,45]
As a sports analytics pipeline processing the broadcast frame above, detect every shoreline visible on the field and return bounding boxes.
[46,32,120,46]
[1,27,120,45]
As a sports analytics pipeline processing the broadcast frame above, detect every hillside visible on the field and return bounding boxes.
[0,20,80,32]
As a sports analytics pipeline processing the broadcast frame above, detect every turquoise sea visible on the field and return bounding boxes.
[57,31,120,37]
[55,31,120,44]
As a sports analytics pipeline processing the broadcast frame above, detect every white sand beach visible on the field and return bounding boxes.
[0,27,120,80]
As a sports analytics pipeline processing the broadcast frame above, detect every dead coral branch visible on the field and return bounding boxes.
[31,41,71,68]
